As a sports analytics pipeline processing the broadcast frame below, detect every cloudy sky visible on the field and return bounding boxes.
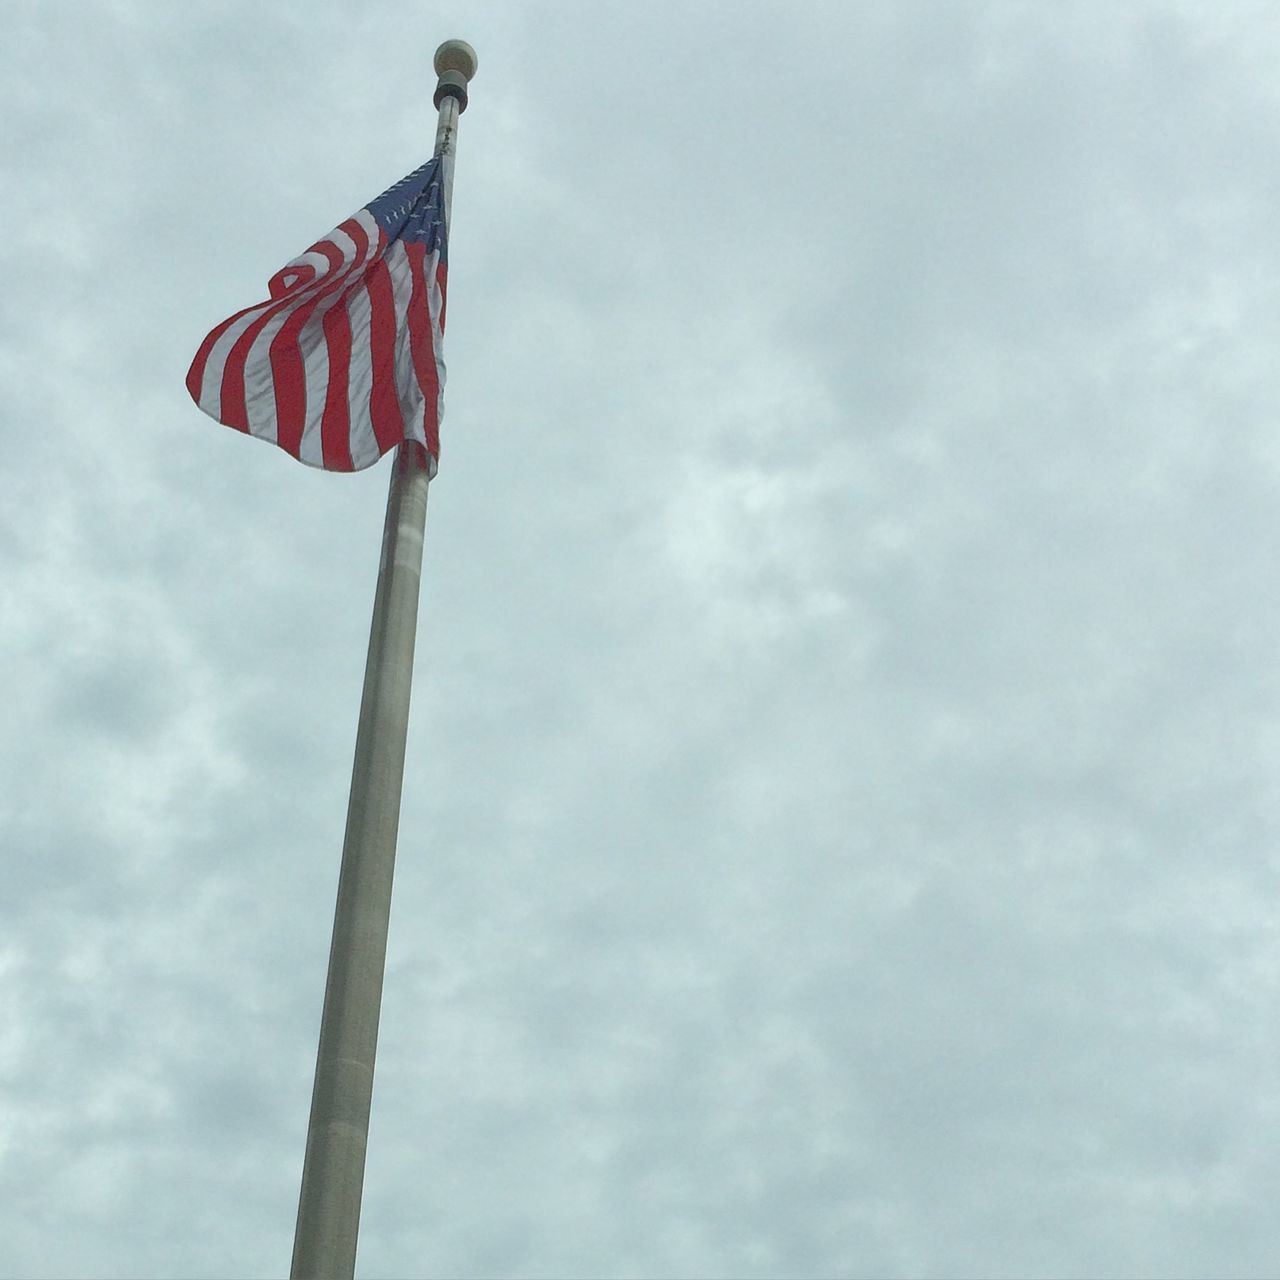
[5,2,1280,1277]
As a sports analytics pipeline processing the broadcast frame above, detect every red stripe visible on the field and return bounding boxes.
[268,261,317,298]
[185,299,270,414]
[363,248,403,455]
[320,302,354,471]
[219,219,370,435]
[268,219,373,459]
[430,260,447,458]
[267,327,306,458]
[403,242,441,458]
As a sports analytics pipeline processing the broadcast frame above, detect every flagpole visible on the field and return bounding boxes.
[290,40,477,1280]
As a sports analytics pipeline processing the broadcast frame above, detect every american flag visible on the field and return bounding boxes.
[186,156,448,473]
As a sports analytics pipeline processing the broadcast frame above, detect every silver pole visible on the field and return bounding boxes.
[290,40,477,1280]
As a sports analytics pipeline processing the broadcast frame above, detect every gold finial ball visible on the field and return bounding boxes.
[434,40,478,82]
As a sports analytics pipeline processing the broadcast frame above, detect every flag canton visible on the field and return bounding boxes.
[366,157,447,256]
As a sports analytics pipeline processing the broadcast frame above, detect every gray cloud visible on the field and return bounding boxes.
[3,2,1280,1277]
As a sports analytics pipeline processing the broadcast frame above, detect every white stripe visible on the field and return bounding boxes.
[425,247,447,445]
[295,338,329,467]
[343,272,379,470]
[343,212,384,468]
[381,241,422,444]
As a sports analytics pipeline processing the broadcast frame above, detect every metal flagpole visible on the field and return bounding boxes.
[290,39,477,1280]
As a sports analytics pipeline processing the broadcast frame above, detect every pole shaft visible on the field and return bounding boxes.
[290,446,431,1280]
[290,60,470,1280]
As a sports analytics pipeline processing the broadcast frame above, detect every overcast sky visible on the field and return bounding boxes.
[4,2,1280,1277]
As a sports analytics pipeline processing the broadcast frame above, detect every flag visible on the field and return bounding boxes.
[186,156,448,473]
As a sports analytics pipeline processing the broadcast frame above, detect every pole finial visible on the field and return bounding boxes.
[437,39,481,110]
[434,40,477,110]
[434,39,478,81]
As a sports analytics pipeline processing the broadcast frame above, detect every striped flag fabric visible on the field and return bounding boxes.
[186,156,449,473]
